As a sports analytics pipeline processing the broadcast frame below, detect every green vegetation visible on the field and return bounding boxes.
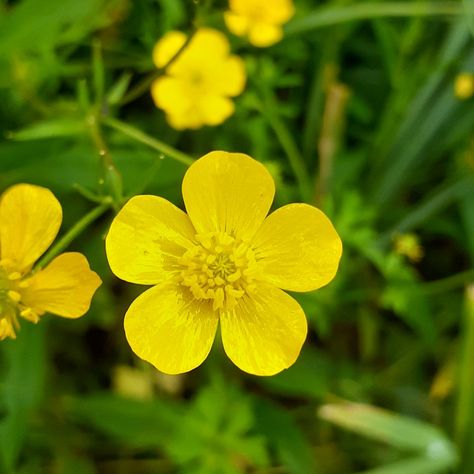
[1,0,473,472]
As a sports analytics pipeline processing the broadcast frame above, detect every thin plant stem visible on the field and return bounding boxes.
[102,116,194,166]
[35,201,112,270]
[257,92,312,201]
[120,28,197,106]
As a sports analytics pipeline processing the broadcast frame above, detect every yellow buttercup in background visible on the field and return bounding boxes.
[106,151,342,376]
[224,0,294,47]
[0,184,102,340]
[151,28,246,130]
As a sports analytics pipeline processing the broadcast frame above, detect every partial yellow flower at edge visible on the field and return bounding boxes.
[0,184,102,340]
[224,0,294,47]
[106,151,342,376]
[454,73,474,100]
[151,28,246,130]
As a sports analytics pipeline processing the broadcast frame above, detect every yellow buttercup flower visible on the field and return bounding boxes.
[0,184,102,340]
[151,28,246,130]
[224,0,294,47]
[454,73,474,100]
[106,151,342,376]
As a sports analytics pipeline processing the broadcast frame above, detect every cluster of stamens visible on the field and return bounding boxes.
[179,232,257,310]
[0,259,39,340]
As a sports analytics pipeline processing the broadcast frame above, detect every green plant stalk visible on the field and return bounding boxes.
[102,116,194,166]
[120,28,197,106]
[35,201,112,270]
[455,284,474,470]
[87,112,123,208]
[257,93,312,201]
[285,2,463,35]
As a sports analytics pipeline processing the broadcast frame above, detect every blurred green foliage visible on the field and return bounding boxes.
[0,0,474,472]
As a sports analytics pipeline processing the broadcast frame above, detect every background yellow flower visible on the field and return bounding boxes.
[224,0,294,47]
[106,151,342,376]
[151,28,246,130]
[0,184,102,340]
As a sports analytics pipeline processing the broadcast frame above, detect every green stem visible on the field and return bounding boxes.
[102,116,194,166]
[120,28,197,106]
[35,201,112,270]
[455,285,474,471]
[285,2,463,35]
[258,93,312,201]
[421,269,474,294]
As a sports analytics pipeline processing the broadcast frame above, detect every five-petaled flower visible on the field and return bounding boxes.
[106,151,342,376]
[151,28,246,130]
[0,184,102,340]
[224,0,294,47]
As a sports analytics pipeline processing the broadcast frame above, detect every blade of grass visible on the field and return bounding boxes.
[455,285,474,472]
[285,2,463,36]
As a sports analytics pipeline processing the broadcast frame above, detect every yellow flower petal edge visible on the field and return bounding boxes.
[220,285,307,376]
[182,151,275,240]
[253,203,343,292]
[0,184,102,340]
[106,195,196,285]
[0,183,62,272]
[106,151,342,375]
[21,252,102,319]
[124,283,218,375]
[150,28,246,129]
[225,0,294,47]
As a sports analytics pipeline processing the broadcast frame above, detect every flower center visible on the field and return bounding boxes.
[0,260,38,340]
[179,232,257,310]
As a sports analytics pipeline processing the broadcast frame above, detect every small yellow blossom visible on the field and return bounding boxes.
[106,151,342,376]
[151,28,246,130]
[224,0,294,47]
[0,184,102,340]
[454,73,474,100]
[394,233,424,263]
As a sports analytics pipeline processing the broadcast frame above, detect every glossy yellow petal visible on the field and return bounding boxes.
[152,31,187,68]
[253,203,342,292]
[224,11,250,37]
[182,151,275,240]
[106,195,196,285]
[248,22,283,47]
[0,184,62,271]
[21,252,101,319]
[220,284,307,376]
[124,283,218,374]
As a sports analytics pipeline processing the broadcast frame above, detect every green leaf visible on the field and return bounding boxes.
[11,119,86,141]
[0,323,46,472]
[65,393,183,448]
[254,399,317,474]
[318,402,458,464]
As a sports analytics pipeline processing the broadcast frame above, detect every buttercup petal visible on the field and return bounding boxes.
[200,95,235,125]
[151,76,192,114]
[220,284,307,376]
[253,203,342,292]
[106,195,196,285]
[152,31,187,68]
[182,151,275,240]
[21,252,101,319]
[0,184,62,271]
[224,11,250,37]
[124,283,219,374]
[214,56,246,97]
[248,23,283,47]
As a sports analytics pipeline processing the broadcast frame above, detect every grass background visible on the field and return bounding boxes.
[1,0,474,473]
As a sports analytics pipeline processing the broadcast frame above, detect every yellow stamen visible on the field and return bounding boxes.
[179,232,258,310]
